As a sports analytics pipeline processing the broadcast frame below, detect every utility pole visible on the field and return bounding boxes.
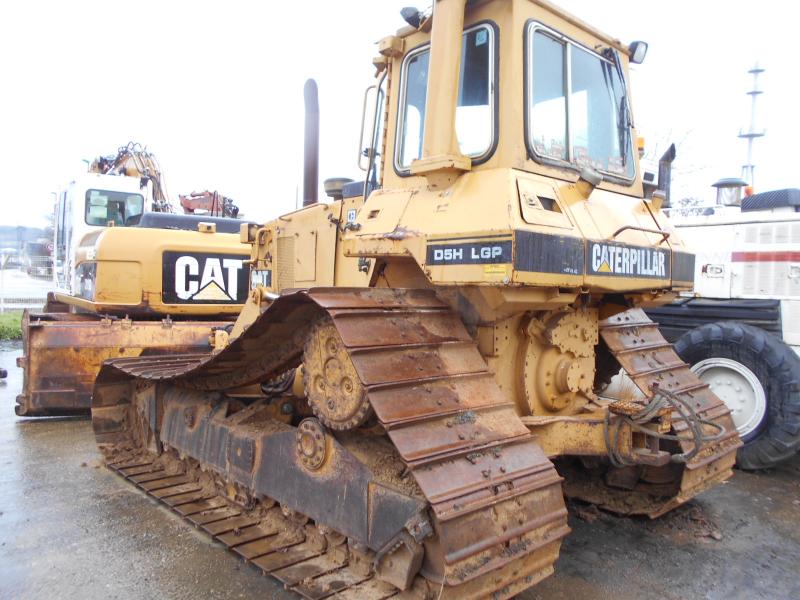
[738,64,765,190]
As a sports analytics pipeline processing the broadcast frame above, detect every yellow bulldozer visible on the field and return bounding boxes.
[90,1,741,598]
[15,143,250,416]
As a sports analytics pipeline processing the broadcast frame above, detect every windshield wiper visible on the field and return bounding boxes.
[618,92,631,166]
[604,48,632,167]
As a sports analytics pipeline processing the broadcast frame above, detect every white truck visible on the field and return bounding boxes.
[647,185,800,469]
[54,171,153,294]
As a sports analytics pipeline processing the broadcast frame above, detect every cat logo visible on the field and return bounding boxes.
[162,251,249,304]
[588,242,669,279]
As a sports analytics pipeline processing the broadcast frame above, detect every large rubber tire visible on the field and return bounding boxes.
[674,321,800,470]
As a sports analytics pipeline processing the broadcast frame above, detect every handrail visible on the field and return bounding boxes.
[611,225,670,245]
[357,84,378,172]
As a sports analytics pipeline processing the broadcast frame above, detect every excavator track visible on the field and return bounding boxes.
[565,308,742,517]
[93,288,569,599]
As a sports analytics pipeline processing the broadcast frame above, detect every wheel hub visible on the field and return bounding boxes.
[691,357,766,438]
[296,418,328,470]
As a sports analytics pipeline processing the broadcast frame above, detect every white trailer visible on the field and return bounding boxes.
[647,187,800,469]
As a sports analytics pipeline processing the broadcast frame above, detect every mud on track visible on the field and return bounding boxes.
[1,342,798,600]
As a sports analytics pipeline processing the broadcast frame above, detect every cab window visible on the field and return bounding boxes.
[396,24,495,171]
[85,189,145,226]
[527,24,634,180]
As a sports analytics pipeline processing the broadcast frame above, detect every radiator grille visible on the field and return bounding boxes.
[277,236,295,290]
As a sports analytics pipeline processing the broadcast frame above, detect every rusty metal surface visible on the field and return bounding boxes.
[92,287,569,599]
[567,308,742,517]
[103,453,367,598]
[105,445,392,599]
[16,309,230,416]
[323,301,568,588]
[93,289,448,391]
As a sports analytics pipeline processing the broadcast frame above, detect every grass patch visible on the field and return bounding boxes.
[0,310,23,340]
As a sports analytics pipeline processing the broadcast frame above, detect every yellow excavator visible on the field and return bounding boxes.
[16,143,250,416]
[91,2,740,598]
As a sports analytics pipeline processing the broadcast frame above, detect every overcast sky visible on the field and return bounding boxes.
[0,1,796,229]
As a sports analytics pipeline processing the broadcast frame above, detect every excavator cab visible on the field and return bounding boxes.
[55,174,149,291]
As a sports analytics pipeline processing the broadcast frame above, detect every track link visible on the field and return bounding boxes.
[106,452,391,599]
[93,288,569,599]
[566,308,741,516]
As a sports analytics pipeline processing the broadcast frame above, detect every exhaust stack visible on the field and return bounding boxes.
[657,144,676,208]
[409,0,471,182]
[303,79,320,207]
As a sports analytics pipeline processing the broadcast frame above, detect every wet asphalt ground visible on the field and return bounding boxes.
[1,341,799,600]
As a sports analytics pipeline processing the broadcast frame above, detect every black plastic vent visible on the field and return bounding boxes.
[136,213,249,234]
[741,188,800,212]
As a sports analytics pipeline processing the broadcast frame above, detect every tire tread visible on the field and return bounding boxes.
[675,321,800,470]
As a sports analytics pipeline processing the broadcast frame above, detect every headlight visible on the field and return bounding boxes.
[75,263,97,301]
[629,40,648,64]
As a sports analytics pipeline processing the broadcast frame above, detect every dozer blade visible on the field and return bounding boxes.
[92,288,570,600]
[16,308,230,416]
[566,308,742,517]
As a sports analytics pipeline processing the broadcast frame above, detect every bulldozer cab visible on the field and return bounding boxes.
[253,0,692,300]
[367,0,643,190]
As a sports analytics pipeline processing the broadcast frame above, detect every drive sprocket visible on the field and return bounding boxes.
[303,317,373,430]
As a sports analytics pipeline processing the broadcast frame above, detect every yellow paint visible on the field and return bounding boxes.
[68,226,249,316]
[232,0,699,430]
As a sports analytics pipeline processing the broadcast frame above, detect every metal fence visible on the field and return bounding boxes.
[0,256,51,312]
